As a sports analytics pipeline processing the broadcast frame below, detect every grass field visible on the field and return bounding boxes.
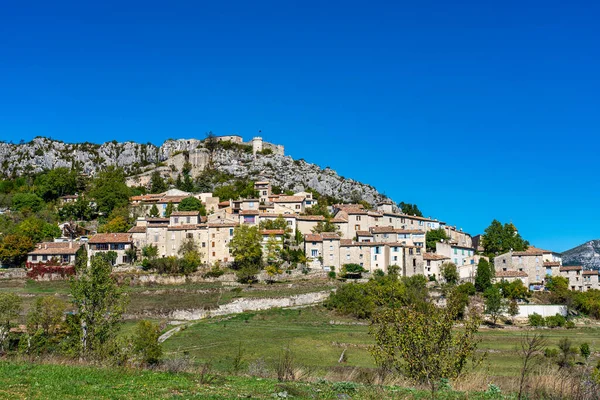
[0,361,509,399]
[0,277,336,320]
[163,306,600,379]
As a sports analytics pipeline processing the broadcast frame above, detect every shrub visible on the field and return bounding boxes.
[529,313,545,327]
[328,271,336,279]
[545,348,559,358]
[133,320,162,365]
[456,282,476,296]
[545,314,566,328]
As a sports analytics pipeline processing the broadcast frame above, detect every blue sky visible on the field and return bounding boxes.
[1,1,598,252]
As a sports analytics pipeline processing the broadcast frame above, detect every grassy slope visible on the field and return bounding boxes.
[164,306,600,378]
[0,361,497,399]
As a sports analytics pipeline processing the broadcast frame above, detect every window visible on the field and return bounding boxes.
[374,255,378,261]
[171,233,175,240]
[154,234,159,242]
[249,201,254,207]
[393,256,398,261]
[383,233,388,238]
[212,233,215,238]
[42,255,48,261]
[454,258,458,264]
[186,233,193,239]
[212,242,215,247]
[229,229,234,236]
[413,259,416,267]
[346,254,350,260]
[212,252,216,257]
[355,225,360,230]
[96,244,109,250]
[62,255,69,263]
[416,248,421,254]
[454,248,457,255]
[262,191,267,195]
[359,254,363,259]
[330,254,333,260]
[393,247,398,252]
[287,221,292,226]
[389,218,392,223]
[356,216,361,221]
[202,242,206,248]
[174,217,179,223]
[32,255,37,261]
[329,245,333,250]
[186,216,190,223]
[374,247,381,254]
[295,205,301,209]
[409,248,413,255]
[427,260,431,266]
[419,221,423,226]
[311,249,318,257]
[461,249,464,255]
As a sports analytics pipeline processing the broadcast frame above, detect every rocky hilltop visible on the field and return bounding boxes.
[562,240,600,270]
[0,137,387,204]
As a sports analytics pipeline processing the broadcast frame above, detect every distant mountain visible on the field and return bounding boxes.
[562,240,600,270]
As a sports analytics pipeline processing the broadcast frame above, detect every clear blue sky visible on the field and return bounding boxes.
[1,1,598,252]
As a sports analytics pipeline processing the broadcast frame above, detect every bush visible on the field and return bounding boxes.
[133,320,162,365]
[545,348,559,358]
[328,271,336,279]
[529,313,545,327]
[456,282,476,296]
[565,320,575,329]
[545,313,566,328]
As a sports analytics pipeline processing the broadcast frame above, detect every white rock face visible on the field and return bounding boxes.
[0,137,388,204]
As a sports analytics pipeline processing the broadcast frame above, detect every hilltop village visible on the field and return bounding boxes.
[19,135,599,294]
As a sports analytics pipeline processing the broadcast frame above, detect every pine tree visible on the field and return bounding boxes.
[475,258,492,292]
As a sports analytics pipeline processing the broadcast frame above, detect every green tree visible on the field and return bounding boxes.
[580,343,591,363]
[425,228,448,252]
[508,299,519,323]
[148,204,159,218]
[178,238,202,274]
[164,202,174,217]
[70,254,127,358]
[370,301,481,398]
[481,219,529,257]
[11,192,44,212]
[58,198,94,221]
[228,225,263,283]
[474,258,492,292]
[0,234,35,266]
[17,217,61,243]
[181,174,194,192]
[27,296,66,336]
[149,171,167,194]
[142,244,158,259]
[264,235,283,283]
[545,276,570,304]
[484,286,506,325]
[98,215,130,233]
[311,217,340,234]
[177,197,206,215]
[441,262,459,285]
[398,202,423,217]
[133,320,162,365]
[0,293,22,351]
[89,167,131,215]
[34,167,78,201]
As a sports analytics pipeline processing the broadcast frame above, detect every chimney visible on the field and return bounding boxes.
[69,241,73,249]
[44,243,47,249]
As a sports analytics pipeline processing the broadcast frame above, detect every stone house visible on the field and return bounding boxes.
[582,270,600,291]
[423,252,450,281]
[87,233,134,265]
[559,266,584,291]
[493,270,530,287]
[494,246,554,291]
[27,241,81,267]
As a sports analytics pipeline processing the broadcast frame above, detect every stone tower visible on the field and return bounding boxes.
[252,137,263,155]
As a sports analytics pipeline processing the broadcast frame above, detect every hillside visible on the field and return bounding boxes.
[561,240,600,270]
[0,137,388,205]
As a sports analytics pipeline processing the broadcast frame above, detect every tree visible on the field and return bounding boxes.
[484,286,506,325]
[178,238,202,274]
[0,234,34,267]
[545,276,570,304]
[177,197,206,215]
[228,225,263,283]
[264,235,283,283]
[481,220,529,257]
[142,244,158,259]
[341,263,366,279]
[441,262,459,285]
[0,293,22,351]
[474,258,492,292]
[311,217,340,234]
[133,320,162,365]
[34,167,78,202]
[70,254,127,358]
[370,301,481,398]
[89,167,131,215]
[58,198,94,221]
[125,246,137,265]
[164,202,174,217]
[98,216,130,233]
[425,228,448,252]
[398,202,423,217]
[204,131,219,165]
[557,338,576,370]
[11,192,44,212]
[508,299,519,323]
[17,217,61,244]
[580,343,591,363]
[517,333,547,400]
[149,171,167,194]
[148,204,159,218]
[181,174,194,193]
[27,296,66,336]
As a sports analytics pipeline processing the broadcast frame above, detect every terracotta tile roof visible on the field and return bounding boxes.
[89,233,132,244]
[259,213,296,218]
[240,210,260,215]
[305,234,323,242]
[583,270,599,276]
[340,239,354,246]
[158,196,187,203]
[321,233,340,240]
[28,242,80,255]
[356,231,373,236]
[496,270,528,278]
[370,226,396,234]
[260,229,285,235]
[423,253,450,261]
[200,216,207,223]
[274,196,304,203]
[167,224,199,231]
[396,229,426,235]
[207,222,238,228]
[128,226,147,233]
[146,224,169,228]
[296,215,325,221]
[255,181,270,185]
[218,201,231,207]
[368,211,383,217]
[543,261,561,267]
[171,211,200,216]
[330,218,347,223]
[560,266,583,272]
[512,246,552,256]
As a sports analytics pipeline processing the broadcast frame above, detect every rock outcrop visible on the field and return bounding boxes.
[561,240,600,270]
